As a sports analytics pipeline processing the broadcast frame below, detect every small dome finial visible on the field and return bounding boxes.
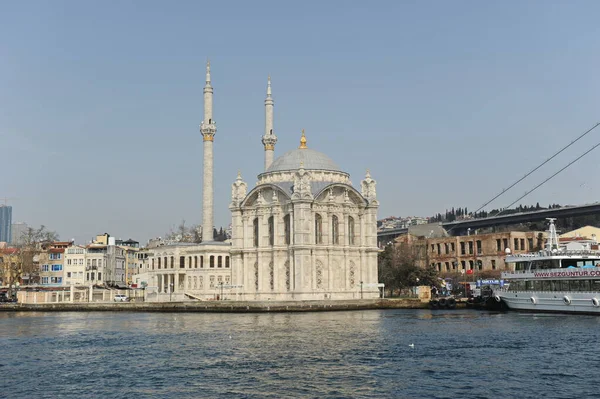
[299,129,307,149]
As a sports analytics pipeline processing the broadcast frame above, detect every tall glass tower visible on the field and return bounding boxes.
[0,205,12,243]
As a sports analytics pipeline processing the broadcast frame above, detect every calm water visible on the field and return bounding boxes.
[0,309,598,398]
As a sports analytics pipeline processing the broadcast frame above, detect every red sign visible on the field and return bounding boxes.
[466,269,474,275]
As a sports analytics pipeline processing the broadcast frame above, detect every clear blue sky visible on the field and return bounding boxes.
[2,1,600,244]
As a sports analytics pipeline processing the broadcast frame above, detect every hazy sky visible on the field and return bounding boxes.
[3,1,600,244]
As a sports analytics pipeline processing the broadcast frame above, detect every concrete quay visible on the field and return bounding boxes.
[0,298,429,313]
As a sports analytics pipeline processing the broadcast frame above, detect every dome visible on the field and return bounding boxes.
[266,148,342,173]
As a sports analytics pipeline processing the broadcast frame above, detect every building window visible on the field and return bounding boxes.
[284,214,291,245]
[42,277,49,284]
[210,255,215,268]
[51,264,62,271]
[503,238,508,250]
[170,256,174,269]
[468,241,473,255]
[528,238,533,251]
[315,214,323,244]
[476,240,482,255]
[437,263,442,272]
[268,216,274,246]
[157,257,161,269]
[514,238,519,250]
[332,215,339,245]
[200,256,204,268]
[437,244,441,254]
[188,256,192,269]
[451,243,455,252]
[496,239,501,252]
[49,253,62,260]
[469,260,474,270]
[477,260,482,270]
[431,244,435,252]
[225,256,230,268]
[460,242,466,255]
[41,264,49,272]
[444,243,449,254]
[445,262,450,271]
[180,256,185,269]
[461,261,466,270]
[218,256,222,268]
[194,256,198,268]
[348,216,355,245]
[253,218,259,247]
[491,260,497,270]
[520,239,525,251]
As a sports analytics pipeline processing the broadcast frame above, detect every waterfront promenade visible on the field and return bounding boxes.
[0,298,433,313]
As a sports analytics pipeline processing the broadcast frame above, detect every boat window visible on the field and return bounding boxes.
[573,280,591,292]
[532,281,543,290]
[592,280,600,290]
[559,280,569,291]
[541,280,552,291]
[525,281,533,290]
[562,259,600,268]
[549,280,560,291]
[515,262,528,271]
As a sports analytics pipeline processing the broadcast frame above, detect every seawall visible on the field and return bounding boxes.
[0,298,430,313]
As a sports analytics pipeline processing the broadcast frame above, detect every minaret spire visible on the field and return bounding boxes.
[262,75,277,171]
[200,59,217,242]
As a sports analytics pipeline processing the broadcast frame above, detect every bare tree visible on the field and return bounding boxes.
[4,225,58,296]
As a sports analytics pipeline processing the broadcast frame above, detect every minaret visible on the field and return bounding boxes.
[200,60,216,242]
[261,76,277,171]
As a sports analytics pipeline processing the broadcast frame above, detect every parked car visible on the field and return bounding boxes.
[114,294,129,302]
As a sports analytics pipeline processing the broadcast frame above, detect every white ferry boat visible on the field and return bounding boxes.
[496,218,600,314]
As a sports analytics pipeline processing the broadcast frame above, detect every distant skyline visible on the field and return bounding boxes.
[3,1,600,244]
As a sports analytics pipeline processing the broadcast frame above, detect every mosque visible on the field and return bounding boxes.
[136,62,380,301]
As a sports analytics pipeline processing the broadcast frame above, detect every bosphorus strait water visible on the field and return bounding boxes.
[0,310,599,399]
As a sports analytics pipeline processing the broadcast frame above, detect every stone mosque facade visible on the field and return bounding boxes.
[136,62,380,301]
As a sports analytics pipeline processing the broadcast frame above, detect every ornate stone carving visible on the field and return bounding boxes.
[231,171,248,206]
[200,120,217,141]
[361,170,377,202]
[292,166,313,200]
[316,260,323,289]
[285,261,290,291]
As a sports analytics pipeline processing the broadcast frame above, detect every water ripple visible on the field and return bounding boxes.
[0,309,597,398]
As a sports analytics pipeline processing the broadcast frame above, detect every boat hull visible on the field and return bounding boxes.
[498,291,600,315]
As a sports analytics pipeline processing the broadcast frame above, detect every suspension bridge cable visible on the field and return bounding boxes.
[472,122,600,214]
[498,137,600,215]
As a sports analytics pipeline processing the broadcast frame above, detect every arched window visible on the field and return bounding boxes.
[332,215,339,245]
[225,256,230,268]
[170,256,174,269]
[152,258,155,270]
[179,256,185,269]
[210,255,215,268]
[158,257,161,269]
[194,256,198,268]
[348,216,355,245]
[268,216,274,246]
[188,256,192,269]
[164,257,167,269]
[315,214,323,244]
[218,256,222,268]
[253,218,259,247]
[284,214,291,245]
[200,256,204,268]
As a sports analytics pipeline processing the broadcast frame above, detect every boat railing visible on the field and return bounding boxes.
[507,249,600,259]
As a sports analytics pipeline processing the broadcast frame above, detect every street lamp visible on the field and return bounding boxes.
[360,281,363,299]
